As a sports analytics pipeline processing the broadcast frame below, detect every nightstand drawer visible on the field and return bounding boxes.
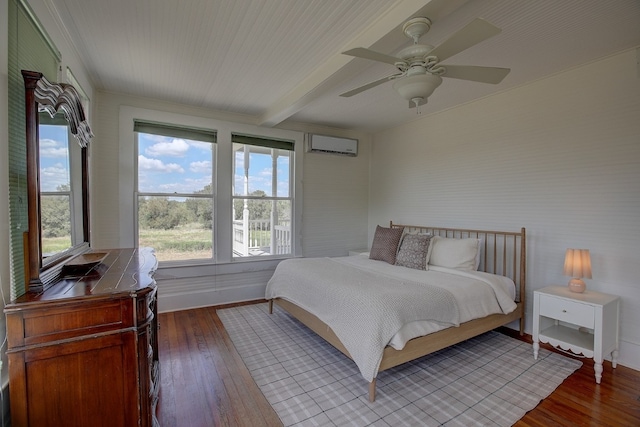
[539,294,594,328]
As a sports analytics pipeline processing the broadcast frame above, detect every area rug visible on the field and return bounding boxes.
[218,303,582,427]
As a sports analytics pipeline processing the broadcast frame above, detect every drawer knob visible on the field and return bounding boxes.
[562,309,567,313]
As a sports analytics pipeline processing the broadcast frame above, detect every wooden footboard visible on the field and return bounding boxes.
[271,298,524,402]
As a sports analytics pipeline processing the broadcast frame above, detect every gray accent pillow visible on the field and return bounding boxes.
[395,233,432,270]
[369,225,404,264]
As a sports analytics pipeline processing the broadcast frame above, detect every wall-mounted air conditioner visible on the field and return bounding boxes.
[307,134,358,156]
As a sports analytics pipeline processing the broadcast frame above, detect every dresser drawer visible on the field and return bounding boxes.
[539,294,594,328]
[7,299,134,348]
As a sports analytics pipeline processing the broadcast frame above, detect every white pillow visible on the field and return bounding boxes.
[428,236,480,271]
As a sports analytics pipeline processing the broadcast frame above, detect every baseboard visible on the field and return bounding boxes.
[154,259,279,313]
[157,275,269,313]
[617,339,640,371]
[158,283,267,313]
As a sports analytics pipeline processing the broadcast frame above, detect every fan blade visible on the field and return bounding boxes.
[429,18,502,62]
[339,74,401,97]
[342,47,403,66]
[442,65,510,84]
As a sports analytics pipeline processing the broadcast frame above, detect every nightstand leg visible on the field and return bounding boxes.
[594,360,603,384]
[611,350,618,369]
[533,341,539,360]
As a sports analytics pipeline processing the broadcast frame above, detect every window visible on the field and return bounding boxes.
[232,134,293,258]
[126,107,302,266]
[39,116,73,256]
[135,121,217,262]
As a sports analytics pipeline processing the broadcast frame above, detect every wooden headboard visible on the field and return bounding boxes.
[390,221,526,305]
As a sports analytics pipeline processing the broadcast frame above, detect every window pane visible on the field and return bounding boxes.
[40,194,71,256]
[232,199,291,257]
[138,196,213,261]
[138,133,214,194]
[233,144,290,197]
[39,124,70,192]
[40,122,73,259]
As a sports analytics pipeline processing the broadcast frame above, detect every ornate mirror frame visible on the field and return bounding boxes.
[22,70,93,292]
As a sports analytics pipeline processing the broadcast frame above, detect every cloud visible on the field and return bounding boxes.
[190,160,211,174]
[40,138,69,159]
[138,155,184,173]
[189,140,213,152]
[152,178,211,194]
[145,138,190,157]
[156,182,184,192]
[40,163,69,191]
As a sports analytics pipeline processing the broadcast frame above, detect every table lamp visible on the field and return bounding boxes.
[563,248,592,293]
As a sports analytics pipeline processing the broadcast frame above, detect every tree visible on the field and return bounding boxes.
[40,195,71,238]
[185,184,213,228]
[40,184,71,238]
[139,197,185,230]
[233,190,291,225]
[234,190,270,220]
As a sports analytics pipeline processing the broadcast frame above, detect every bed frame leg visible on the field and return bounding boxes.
[268,299,273,314]
[368,378,377,402]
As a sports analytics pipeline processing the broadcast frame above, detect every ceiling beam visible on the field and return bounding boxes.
[257,0,469,127]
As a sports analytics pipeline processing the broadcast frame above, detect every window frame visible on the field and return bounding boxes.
[120,106,303,268]
[135,122,217,263]
[231,135,294,259]
[38,114,84,257]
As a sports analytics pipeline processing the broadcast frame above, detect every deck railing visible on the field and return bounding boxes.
[232,219,291,256]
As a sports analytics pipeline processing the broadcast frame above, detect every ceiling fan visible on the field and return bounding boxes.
[340,17,510,110]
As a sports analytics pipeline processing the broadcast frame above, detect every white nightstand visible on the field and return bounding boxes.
[533,285,619,384]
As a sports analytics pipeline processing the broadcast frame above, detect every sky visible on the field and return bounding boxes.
[38,127,291,197]
[39,124,71,192]
[138,133,290,197]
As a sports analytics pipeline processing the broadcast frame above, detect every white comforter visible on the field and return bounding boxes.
[265,255,517,382]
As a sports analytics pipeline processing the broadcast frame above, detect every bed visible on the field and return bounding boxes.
[266,222,526,401]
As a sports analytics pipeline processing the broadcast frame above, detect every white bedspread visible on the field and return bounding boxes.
[265,256,517,382]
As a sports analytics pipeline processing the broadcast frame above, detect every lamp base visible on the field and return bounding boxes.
[568,278,586,293]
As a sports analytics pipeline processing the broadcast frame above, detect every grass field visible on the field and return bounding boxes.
[139,223,213,261]
[43,224,275,262]
[42,236,72,256]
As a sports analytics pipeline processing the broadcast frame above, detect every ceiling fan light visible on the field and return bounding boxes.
[392,73,443,104]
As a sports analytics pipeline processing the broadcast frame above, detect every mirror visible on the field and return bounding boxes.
[22,70,93,292]
[39,112,79,259]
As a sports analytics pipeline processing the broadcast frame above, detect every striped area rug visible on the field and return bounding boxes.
[218,303,582,427]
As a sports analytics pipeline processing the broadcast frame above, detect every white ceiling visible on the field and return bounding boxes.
[49,0,640,132]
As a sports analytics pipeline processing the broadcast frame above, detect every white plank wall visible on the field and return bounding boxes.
[369,48,640,370]
[301,143,370,258]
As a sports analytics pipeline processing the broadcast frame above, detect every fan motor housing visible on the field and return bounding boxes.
[398,44,434,62]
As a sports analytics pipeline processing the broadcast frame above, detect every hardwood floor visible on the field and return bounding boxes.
[498,328,640,427]
[157,303,282,427]
[157,302,640,427]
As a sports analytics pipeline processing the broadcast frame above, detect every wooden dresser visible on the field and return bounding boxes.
[5,247,159,427]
